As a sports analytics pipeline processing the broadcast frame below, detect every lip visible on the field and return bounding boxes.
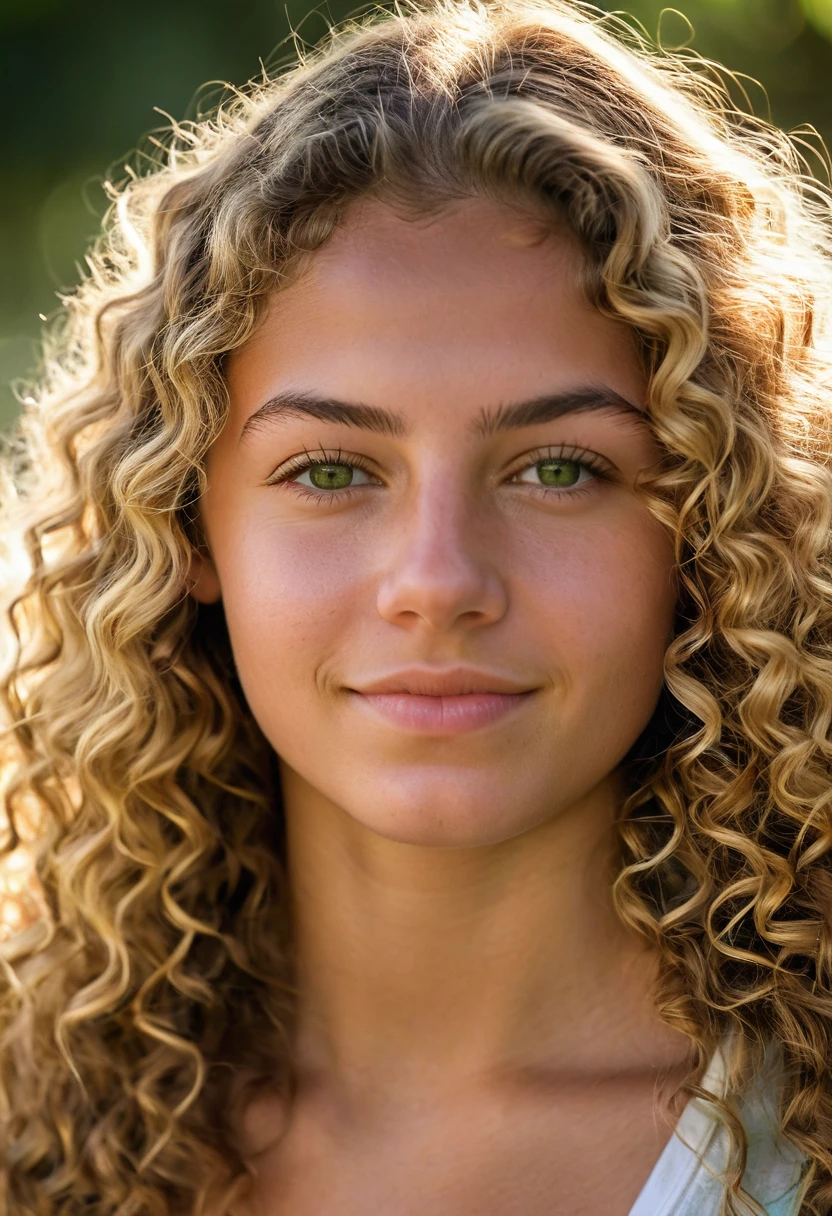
[347,668,539,736]
[352,667,536,697]
[352,690,535,735]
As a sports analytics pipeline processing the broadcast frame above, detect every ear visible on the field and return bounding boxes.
[186,548,222,604]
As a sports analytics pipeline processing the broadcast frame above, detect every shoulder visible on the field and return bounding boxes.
[704,1041,805,1216]
[739,1061,805,1216]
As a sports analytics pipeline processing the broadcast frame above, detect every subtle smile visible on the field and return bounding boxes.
[351,690,536,735]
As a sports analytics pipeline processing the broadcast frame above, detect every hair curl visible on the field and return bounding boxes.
[3,0,832,1211]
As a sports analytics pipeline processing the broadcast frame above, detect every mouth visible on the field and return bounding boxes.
[349,689,536,736]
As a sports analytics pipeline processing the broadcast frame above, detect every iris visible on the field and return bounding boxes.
[536,459,581,487]
[307,463,355,490]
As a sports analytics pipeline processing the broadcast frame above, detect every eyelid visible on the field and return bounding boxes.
[267,443,616,481]
[506,443,617,481]
[265,446,381,486]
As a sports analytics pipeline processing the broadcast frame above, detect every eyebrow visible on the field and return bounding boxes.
[238,384,647,445]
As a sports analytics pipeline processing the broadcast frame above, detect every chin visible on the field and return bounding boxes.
[352,794,537,849]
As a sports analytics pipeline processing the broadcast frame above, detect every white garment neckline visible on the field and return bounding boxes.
[627,1045,724,1216]
[626,1044,804,1216]
[627,1050,727,1216]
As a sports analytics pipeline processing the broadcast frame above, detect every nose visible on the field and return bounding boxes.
[375,474,508,633]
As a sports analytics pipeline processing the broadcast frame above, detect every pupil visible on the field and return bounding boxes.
[309,463,353,490]
[538,459,580,487]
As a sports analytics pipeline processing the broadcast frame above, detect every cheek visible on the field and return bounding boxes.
[217,518,367,706]
[520,512,676,700]
[215,500,676,770]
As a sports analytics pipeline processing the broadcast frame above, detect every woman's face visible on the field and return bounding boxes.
[191,196,677,848]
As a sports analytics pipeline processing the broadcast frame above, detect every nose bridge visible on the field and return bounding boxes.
[375,461,507,630]
[411,465,473,549]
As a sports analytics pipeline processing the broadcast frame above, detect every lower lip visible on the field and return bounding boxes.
[352,691,534,735]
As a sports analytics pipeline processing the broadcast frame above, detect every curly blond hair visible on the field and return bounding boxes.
[3,0,832,1211]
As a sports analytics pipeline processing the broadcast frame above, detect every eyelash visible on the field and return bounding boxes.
[265,444,615,504]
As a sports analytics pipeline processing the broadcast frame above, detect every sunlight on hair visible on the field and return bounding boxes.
[0,846,41,943]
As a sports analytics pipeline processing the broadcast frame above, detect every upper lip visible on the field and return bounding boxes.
[352,668,537,696]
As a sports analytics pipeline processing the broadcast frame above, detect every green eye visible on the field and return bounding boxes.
[535,459,582,488]
[272,452,376,497]
[305,463,355,490]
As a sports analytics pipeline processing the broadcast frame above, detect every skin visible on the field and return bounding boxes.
[189,195,690,1215]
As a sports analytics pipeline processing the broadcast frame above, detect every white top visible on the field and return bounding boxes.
[628,1045,805,1216]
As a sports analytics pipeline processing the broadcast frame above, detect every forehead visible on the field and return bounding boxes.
[224,196,646,420]
[313,193,578,275]
[253,196,586,334]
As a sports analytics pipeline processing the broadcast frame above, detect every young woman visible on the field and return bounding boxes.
[1,0,830,1212]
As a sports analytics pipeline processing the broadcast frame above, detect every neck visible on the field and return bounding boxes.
[280,763,688,1104]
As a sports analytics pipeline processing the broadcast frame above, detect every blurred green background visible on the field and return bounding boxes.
[3,0,832,429]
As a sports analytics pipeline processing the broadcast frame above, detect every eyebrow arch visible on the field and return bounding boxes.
[238,384,647,445]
